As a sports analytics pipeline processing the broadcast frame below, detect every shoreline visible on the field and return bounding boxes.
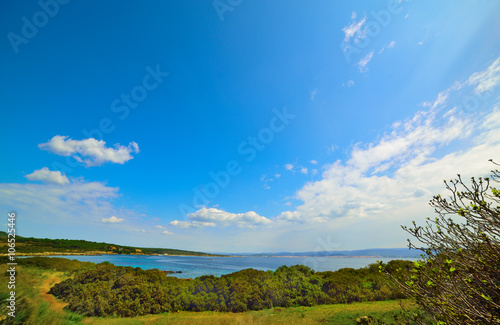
[1,252,418,259]
[0,252,109,257]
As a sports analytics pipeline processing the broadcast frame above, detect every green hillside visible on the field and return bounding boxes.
[0,231,217,256]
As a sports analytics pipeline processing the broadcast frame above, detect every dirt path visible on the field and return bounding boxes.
[39,272,68,313]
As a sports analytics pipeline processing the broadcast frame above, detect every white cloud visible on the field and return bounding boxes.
[310,89,318,100]
[342,15,367,44]
[275,174,281,178]
[162,230,174,235]
[25,167,69,185]
[275,58,500,230]
[102,216,124,223]
[154,225,165,229]
[285,163,294,171]
[379,41,396,54]
[347,108,469,173]
[423,91,449,110]
[278,110,499,227]
[327,145,338,154]
[39,136,139,167]
[0,177,173,249]
[278,211,301,222]
[300,167,308,175]
[467,57,500,94]
[169,220,197,228]
[0,180,120,227]
[343,80,355,88]
[357,51,374,72]
[170,207,271,229]
[310,160,317,165]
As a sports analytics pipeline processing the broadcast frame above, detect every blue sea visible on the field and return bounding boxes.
[53,255,418,279]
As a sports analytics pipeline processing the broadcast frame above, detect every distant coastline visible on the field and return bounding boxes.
[0,231,420,259]
[256,255,417,258]
[4,253,419,260]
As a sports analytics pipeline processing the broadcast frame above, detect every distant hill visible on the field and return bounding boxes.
[0,231,218,256]
[242,248,421,258]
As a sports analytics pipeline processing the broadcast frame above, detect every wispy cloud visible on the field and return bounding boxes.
[379,41,396,54]
[277,109,498,226]
[423,91,449,110]
[274,58,500,232]
[310,88,318,100]
[0,180,119,225]
[467,57,500,94]
[342,14,367,44]
[39,136,139,167]
[343,80,355,88]
[25,167,69,185]
[357,51,374,72]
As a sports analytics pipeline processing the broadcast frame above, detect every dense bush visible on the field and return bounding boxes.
[47,259,411,317]
[386,163,500,324]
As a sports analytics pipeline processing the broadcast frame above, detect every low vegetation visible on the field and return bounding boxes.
[35,258,409,317]
[1,257,419,324]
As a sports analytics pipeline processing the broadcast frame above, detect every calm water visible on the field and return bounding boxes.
[54,255,418,279]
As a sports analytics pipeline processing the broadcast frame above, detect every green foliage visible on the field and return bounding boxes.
[45,259,412,317]
[387,163,500,324]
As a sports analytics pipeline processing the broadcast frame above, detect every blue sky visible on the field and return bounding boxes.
[1,0,500,253]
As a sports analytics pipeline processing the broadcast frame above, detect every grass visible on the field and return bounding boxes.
[81,300,415,325]
[0,264,416,324]
[0,265,84,325]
